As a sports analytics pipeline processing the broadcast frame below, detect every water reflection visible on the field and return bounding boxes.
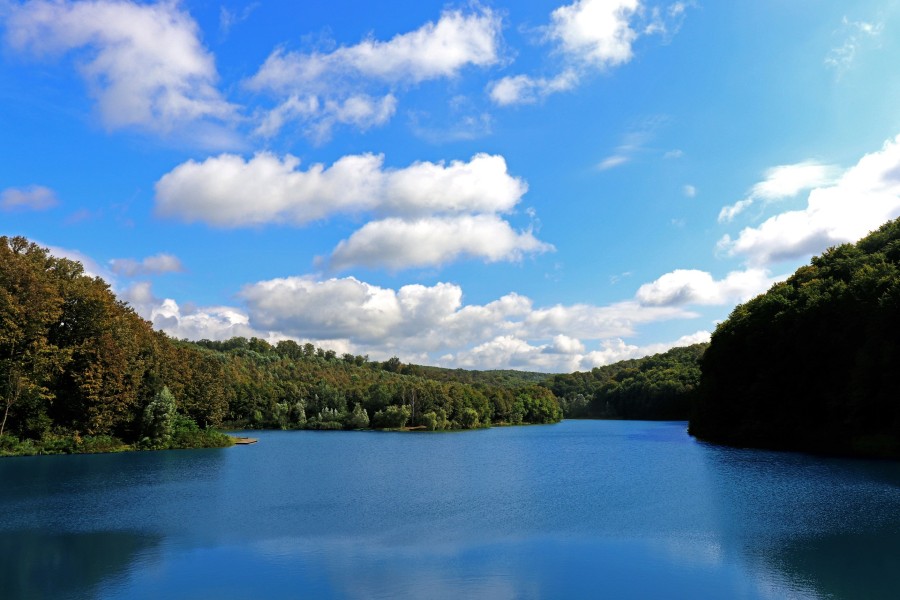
[2,423,900,599]
[0,530,160,600]
[699,443,900,600]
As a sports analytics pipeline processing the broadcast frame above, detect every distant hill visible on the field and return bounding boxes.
[690,217,900,458]
[403,364,551,388]
[545,344,708,420]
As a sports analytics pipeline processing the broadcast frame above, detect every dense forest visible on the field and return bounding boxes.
[691,217,900,458]
[544,344,707,420]
[0,236,561,456]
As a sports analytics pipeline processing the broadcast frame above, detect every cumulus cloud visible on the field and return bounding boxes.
[240,277,462,344]
[156,152,527,227]
[636,268,780,306]
[447,330,710,372]
[109,253,184,277]
[247,8,501,137]
[719,134,900,266]
[102,270,714,372]
[579,330,710,369]
[156,151,544,270]
[122,282,259,341]
[1,185,58,211]
[235,275,696,362]
[4,0,234,132]
[328,215,553,271]
[549,0,641,68]
[718,161,840,223]
[488,0,689,106]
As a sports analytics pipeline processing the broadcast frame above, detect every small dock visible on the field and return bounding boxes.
[232,437,258,445]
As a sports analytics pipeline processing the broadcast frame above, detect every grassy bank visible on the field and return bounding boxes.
[0,429,235,457]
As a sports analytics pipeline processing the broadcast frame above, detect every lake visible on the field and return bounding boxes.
[2,420,899,599]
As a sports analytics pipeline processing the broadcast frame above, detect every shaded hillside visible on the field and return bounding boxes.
[690,218,900,458]
[545,344,708,420]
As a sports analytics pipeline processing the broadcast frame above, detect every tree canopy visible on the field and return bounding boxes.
[690,217,900,458]
[545,344,707,420]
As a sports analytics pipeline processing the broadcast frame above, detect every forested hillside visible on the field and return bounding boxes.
[690,218,900,458]
[0,237,561,456]
[545,344,707,420]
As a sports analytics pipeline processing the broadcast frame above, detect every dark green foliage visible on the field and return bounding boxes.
[546,344,707,420]
[690,217,900,458]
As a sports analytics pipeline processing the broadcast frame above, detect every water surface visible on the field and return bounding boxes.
[2,420,899,599]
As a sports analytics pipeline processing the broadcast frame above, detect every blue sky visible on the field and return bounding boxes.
[3,0,900,371]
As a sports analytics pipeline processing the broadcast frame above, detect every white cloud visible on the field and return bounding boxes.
[549,0,640,68]
[247,8,500,136]
[718,199,753,223]
[488,0,690,105]
[597,155,629,170]
[449,335,584,372]
[248,9,500,91]
[71,264,710,371]
[109,253,184,277]
[155,152,527,227]
[718,161,840,223]
[255,93,397,142]
[720,134,900,266]
[328,215,554,271]
[1,185,58,211]
[447,329,710,372]
[521,300,690,340]
[236,275,696,367]
[683,184,696,198]
[580,330,710,369]
[487,70,579,106]
[5,0,234,132]
[636,268,780,306]
[239,277,462,344]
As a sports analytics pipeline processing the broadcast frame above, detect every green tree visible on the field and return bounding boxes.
[141,386,177,448]
[347,403,370,429]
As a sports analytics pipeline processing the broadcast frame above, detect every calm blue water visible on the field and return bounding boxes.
[2,420,899,599]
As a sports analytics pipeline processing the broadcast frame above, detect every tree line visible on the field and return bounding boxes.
[0,236,561,455]
[544,344,707,420]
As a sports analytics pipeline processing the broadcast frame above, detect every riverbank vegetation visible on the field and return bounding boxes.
[0,236,561,456]
[691,217,900,458]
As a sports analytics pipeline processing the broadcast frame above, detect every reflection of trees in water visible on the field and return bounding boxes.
[772,530,900,600]
[0,530,160,600]
[700,444,900,600]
